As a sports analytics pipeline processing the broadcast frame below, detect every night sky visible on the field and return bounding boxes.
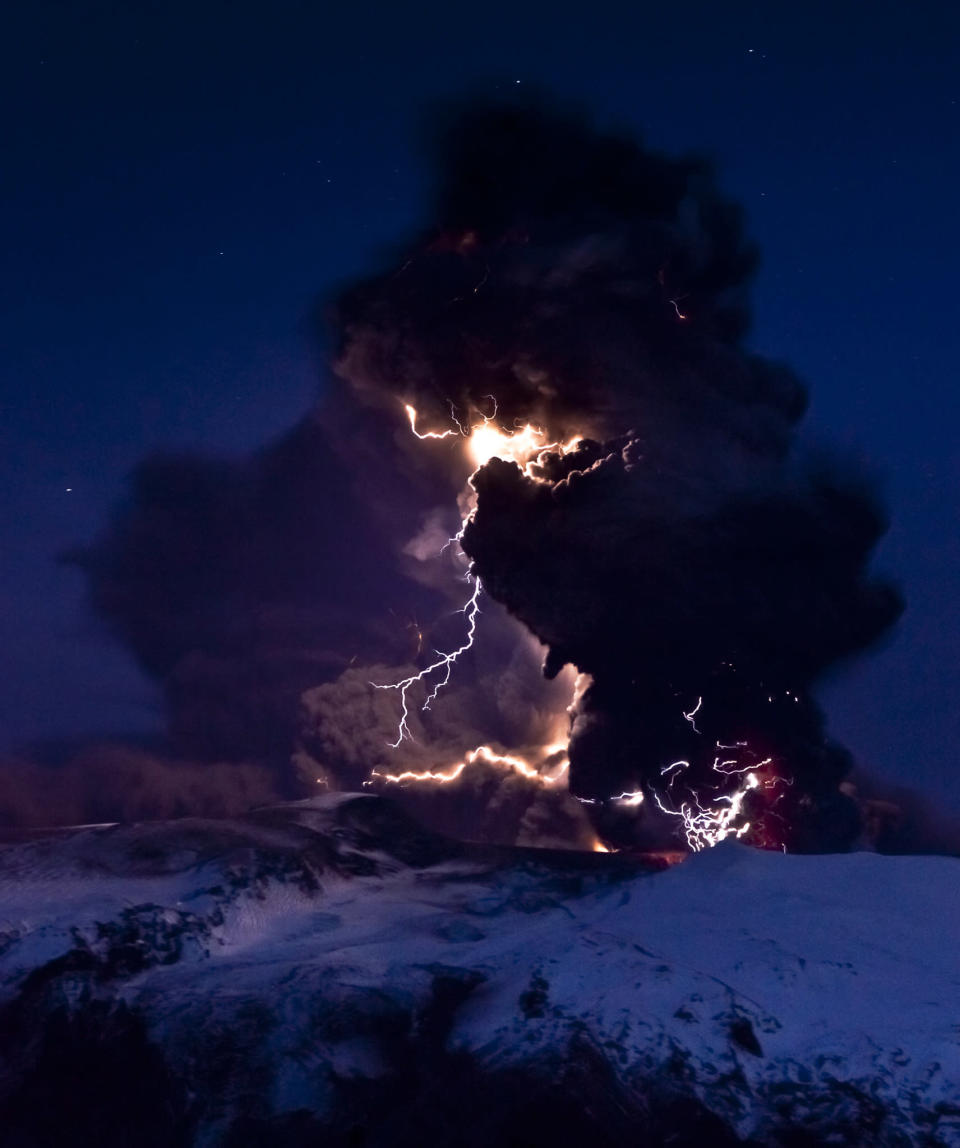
[3,1,959,812]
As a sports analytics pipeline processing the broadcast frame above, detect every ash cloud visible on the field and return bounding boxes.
[464,448,898,850]
[68,414,441,775]
[65,310,579,843]
[334,97,803,451]
[60,94,902,851]
[335,95,903,851]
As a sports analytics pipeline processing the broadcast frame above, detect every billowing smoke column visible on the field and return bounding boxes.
[68,95,901,852]
[334,96,903,852]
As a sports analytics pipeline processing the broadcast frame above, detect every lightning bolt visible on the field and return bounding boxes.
[377,398,580,747]
[404,403,459,440]
[652,771,759,852]
[648,727,790,851]
[683,696,703,733]
[372,573,482,746]
[367,743,568,787]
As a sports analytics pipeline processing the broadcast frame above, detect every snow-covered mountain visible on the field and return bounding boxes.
[0,793,957,1146]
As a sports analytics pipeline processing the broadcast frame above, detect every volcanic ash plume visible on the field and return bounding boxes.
[333,97,903,852]
[70,96,901,852]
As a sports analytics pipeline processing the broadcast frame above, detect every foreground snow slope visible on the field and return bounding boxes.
[0,793,957,1147]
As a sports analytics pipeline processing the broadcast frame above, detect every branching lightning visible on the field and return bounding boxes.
[372,575,483,746]
[652,770,760,851]
[382,400,795,857]
[375,399,582,749]
[648,731,791,851]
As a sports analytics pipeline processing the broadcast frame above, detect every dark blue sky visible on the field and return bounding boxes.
[2,1,958,806]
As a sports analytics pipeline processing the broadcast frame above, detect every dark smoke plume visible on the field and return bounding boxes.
[334,96,903,851]
[68,94,901,851]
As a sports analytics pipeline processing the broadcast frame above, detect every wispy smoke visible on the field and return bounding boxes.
[61,94,901,851]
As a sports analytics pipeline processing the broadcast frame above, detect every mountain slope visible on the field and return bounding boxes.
[0,794,957,1146]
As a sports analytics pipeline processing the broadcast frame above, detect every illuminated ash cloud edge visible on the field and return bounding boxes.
[334,95,902,852]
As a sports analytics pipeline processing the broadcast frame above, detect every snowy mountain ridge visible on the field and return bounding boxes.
[0,793,957,1146]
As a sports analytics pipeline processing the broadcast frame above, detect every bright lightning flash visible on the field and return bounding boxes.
[404,398,580,476]
[653,771,760,852]
[648,697,790,851]
[381,402,790,858]
[374,400,581,749]
[404,403,458,440]
[368,743,569,788]
[467,421,568,470]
